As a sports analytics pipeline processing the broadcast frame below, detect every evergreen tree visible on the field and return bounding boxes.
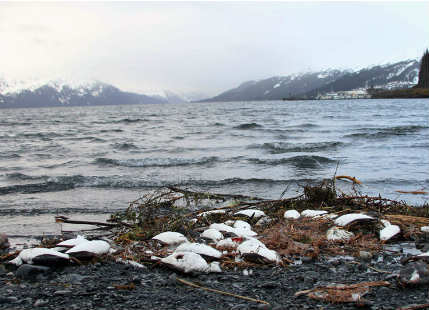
[417,49,429,88]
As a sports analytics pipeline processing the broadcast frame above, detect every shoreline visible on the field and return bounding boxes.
[2,184,429,309]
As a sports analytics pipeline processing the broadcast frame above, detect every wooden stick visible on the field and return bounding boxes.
[55,216,133,228]
[367,265,392,274]
[335,175,362,184]
[167,186,263,201]
[176,277,270,305]
[395,190,428,195]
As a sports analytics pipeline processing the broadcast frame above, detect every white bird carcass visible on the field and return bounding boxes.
[201,229,224,242]
[160,252,210,274]
[379,220,400,241]
[176,243,222,260]
[237,239,280,264]
[334,213,374,227]
[152,232,188,245]
[284,210,300,219]
[57,235,88,248]
[301,210,328,218]
[235,209,266,219]
[10,248,70,266]
[66,240,110,258]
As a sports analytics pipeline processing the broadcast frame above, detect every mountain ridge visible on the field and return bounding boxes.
[199,59,420,102]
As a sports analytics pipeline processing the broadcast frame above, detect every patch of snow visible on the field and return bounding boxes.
[284,210,300,219]
[334,213,374,226]
[273,83,281,88]
[152,232,188,245]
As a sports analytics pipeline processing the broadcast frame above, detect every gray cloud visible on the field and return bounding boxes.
[1,2,428,96]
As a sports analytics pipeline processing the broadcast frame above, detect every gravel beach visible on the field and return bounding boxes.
[1,254,428,310]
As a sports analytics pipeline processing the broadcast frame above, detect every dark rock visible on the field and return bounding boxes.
[0,233,9,249]
[58,273,87,285]
[399,261,429,285]
[0,264,6,276]
[16,264,51,281]
[167,273,177,286]
[259,281,277,289]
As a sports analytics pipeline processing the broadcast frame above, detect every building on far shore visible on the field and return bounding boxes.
[316,88,370,100]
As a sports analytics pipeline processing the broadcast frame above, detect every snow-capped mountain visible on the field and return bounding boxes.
[0,79,165,108]
[304,59,420,98]
[200,59,420,102]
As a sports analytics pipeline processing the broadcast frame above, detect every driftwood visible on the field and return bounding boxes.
[176,277,270,305]
[55,216,132,228]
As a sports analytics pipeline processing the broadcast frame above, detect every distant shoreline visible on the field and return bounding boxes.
[370,88,429,99]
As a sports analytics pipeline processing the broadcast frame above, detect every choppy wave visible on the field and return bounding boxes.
[345,125,428,139]
[112,142,139,150]
[249,155,336,168]
[233,122,263,129]
[99,129,124,133]
[0,153,21,159]
[0,174,315,195]
[94,156,220,168]
[249,141,344,154]
[0,121,32,126]
[114,118,148,124]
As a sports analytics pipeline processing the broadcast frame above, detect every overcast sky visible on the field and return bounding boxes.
[1,1,428,96]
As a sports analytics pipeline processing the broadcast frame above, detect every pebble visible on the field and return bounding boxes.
[34,299,48,307]
[359,250,373,261]
[0,233,9,249]
[54,290,72,296]
[16,264,51,281]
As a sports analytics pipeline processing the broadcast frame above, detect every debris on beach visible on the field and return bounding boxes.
[399,261,429,286]
[2,180,429,306]
[295,280,390,305]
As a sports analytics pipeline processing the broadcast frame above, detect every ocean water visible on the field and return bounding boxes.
[1,99,428,244]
